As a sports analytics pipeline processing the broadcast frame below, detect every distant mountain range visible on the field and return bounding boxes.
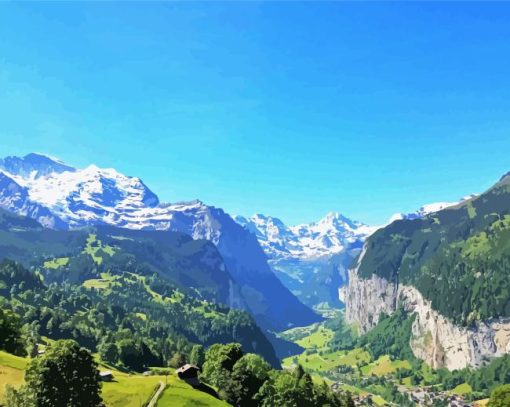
[235,212,376,262]
[234,199,475,309]
[235,213,375,308]
[0,152,478,325]
[0,153,319,333]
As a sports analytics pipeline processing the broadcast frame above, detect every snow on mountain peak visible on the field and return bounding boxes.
[0,154,160,227]
[0,154,238,245]
[322,211,344,221]
[388,194,478,224]
[313,211,361,231]
[237,212,376,261]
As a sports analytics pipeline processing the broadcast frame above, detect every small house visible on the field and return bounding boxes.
[175,364,200,386]
[99,370,114,382]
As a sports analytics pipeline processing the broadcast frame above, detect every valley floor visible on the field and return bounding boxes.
[278,309,491,406]
[2,309,502,407]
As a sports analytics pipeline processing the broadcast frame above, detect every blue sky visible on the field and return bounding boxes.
[1,2,509,225]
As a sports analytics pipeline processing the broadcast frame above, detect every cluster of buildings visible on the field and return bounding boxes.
[331,380,480,406]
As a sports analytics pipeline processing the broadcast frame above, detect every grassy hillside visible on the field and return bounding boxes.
[0,350,230,407]
[281,312,371,373]
[156,380,230,407]
[0,351,27,403]
[295,325,334,349]
[101,371,163,407]
[279,319,393,405]
[283,347,371,372]
[0,260,278,368]
[361,355,411,377]
[0,209,236,305]
[103,369,229,407]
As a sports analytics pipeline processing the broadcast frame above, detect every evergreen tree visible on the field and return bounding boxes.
[190,344,205,367]
[98,340,119,364]
[223,354,271,407]
[0,307,26,356]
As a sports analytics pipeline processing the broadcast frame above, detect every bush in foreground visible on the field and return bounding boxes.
[489,384,510,407]
[6,339,104,407]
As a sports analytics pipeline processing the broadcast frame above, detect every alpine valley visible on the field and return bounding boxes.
[1,153,510,407]
[235,212,376,309]
[234,198,473,310]
[0,153,319,332]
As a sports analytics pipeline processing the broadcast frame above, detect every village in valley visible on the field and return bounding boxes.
[278,311,493,407]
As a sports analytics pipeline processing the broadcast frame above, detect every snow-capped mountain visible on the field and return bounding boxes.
[1,153,476,318]
[11,164,159,227]
[236,212,376,262]
[235,212,377,309]
[0,153,320,331]
[0,170,66,229]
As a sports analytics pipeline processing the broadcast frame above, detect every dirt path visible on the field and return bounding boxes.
[146,381,165,407]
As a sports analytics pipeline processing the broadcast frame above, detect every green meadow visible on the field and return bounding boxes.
[0,350,229,407]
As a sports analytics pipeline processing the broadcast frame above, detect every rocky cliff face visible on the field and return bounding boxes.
[343,247,510,370]
[341,247,398,330]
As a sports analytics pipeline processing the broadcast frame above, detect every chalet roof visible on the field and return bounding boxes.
[100,370,113,377]
[176,364,199,373]
[175,364,200,374]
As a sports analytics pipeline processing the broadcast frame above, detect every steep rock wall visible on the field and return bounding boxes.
[343,249,510,370]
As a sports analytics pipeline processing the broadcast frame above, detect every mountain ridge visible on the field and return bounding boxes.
[0,153,319,332]
[236,212,376,262]
[344,172,510,369]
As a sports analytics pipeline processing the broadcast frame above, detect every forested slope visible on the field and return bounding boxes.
[0,208,279,367]
[356,173,510,324]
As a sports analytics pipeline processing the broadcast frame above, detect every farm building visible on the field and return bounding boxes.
[175,364,200,385]
[99,370,114,382]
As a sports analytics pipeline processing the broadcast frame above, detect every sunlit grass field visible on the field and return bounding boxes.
[282,347,371,371]
[101,370,164,407]
[451,382,473,396]
[0,350,227,407]
[361,355,411,377]
[156,380,230,407]
[0,351,28,403]
[295,325,333,349]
